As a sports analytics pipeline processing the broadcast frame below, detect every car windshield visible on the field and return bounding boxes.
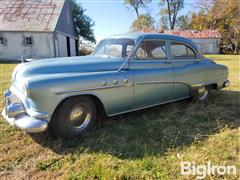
[92,38,135,58]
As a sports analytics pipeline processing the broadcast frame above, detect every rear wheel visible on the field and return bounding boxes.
[52,97,96,138]
[197,85,210,101]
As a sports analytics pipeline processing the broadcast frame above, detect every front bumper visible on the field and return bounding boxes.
[1,89,48,133]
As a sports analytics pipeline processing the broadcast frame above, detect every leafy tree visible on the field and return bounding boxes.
[159,0,184,29]
[189,0,240,53]
[131,14,155,31]
[124,0,152,17]
[189,10,209,30]
[159,14,169,30]
[177,14,191,30]
[70,0,95,43]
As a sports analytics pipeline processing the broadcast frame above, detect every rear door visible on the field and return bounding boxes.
[170,41,203,99]
[130,40,174,108]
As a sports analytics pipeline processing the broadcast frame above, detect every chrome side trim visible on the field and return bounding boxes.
[135,80,191,87]
[109,96,190,117]
[55,81,197,95]
[171,59,199,62]
[55,83,134,95]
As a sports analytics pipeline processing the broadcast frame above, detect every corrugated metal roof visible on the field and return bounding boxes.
[163,30,221,39]
[0,0,65,32]
[140,28,221,39]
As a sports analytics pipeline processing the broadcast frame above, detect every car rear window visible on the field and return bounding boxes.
[171,42,196,59]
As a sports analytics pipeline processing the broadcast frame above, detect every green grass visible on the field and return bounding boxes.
[0,55,239,179]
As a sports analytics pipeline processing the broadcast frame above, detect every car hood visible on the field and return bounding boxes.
[13,55,124,83]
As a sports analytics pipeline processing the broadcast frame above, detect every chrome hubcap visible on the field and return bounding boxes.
[198,86,208,100]
[69,104,91,129]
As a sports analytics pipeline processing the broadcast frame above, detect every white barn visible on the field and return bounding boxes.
[0,0,78,61]
[163,30,221,54]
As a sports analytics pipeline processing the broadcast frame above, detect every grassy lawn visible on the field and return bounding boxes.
[0,55,239,179]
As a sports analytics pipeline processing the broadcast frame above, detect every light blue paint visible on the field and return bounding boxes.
[2,33,229,133]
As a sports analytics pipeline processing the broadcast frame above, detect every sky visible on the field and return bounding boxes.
[78,0,197,43]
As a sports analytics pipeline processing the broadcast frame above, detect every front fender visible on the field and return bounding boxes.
[26,70,131,119]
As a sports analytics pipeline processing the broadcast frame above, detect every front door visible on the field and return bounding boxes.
[130,40,174,108]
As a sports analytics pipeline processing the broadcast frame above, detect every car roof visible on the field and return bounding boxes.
[109,32,198,50]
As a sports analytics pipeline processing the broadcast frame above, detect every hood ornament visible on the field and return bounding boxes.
[19,56,35,63]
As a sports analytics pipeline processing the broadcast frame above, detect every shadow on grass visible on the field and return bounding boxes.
[31,90,240,159]
[0,60,21,64]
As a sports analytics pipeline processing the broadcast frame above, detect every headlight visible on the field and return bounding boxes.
[22,81,31,98]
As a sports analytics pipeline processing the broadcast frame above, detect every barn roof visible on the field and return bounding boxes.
[162,30,221,39]
[139,28,221,39]
[0,0,65,32]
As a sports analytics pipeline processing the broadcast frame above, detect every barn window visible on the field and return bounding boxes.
[0,36,7,46]
[24,36,33,46]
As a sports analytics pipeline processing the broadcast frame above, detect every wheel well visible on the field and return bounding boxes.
[209,83,218,90]
[51,95,106,122]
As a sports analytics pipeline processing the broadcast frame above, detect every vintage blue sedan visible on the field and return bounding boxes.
[2,33,230,138]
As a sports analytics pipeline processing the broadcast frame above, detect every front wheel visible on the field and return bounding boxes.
[52,97,96,138]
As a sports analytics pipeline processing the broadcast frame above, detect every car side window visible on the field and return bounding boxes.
[126,44,134,57]
[104,44,122,57]
[171,42,196,59]
[135,40,167,60]
[135,42,147,59]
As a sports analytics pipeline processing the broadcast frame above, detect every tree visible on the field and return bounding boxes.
[70,0,95,43]
[124,0,152,17]
[159,14,169,30]
[177,14,191,30]
[189,10,209,30]
[159,0,184,29]
[79,37,95,56]
[189,0,240,53]
[131,14,155,31]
